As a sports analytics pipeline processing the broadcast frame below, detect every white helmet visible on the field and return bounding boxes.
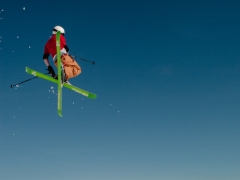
[52,26,65,35]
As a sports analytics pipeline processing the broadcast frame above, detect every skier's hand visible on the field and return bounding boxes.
[47,65,56,77]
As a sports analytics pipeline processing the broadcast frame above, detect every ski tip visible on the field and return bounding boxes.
[58,110,63,117]
[88,93,97,99]
[25,67,32,74]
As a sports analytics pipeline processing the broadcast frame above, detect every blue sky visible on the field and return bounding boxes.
[1,0,240,179]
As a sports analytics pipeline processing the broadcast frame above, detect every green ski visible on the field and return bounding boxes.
[26,67,97,99]
[56,31,62,117]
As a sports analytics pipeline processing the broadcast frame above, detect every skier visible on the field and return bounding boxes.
[43,26,81,82]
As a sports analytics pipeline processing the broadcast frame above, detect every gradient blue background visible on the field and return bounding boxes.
[1,0,240,179]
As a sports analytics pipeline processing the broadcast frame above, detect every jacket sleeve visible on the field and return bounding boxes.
[60,35,67,46]
[61,35,69,52]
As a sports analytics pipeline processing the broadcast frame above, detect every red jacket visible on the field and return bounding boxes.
[43,34,67,58]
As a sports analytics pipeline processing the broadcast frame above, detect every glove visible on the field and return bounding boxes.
[47,65,56,77]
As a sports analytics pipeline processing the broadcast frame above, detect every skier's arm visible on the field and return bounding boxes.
[43,41,51,61]
[64,45,69,53]
[60,35,69,53]
[43,54,55,77]
[44,58,50,66]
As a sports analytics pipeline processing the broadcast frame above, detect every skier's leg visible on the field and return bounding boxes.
[61,55,81,80]
[61,64,66,83]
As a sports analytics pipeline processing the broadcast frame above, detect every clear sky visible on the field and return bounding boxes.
[1,0,240,179]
